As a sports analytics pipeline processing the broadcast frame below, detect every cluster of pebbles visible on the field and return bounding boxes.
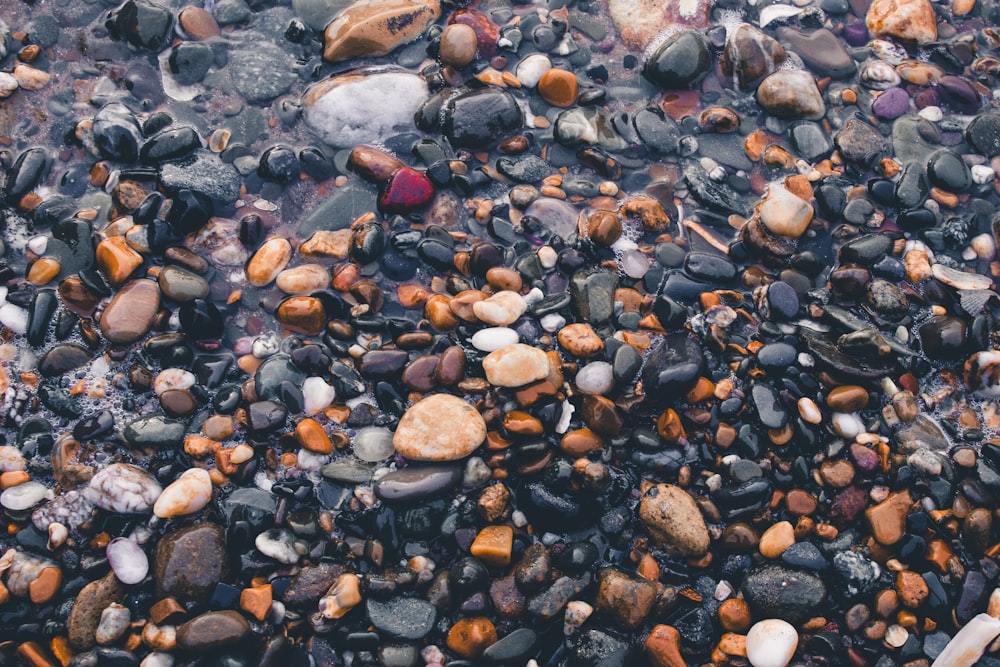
[4,0,1000,665]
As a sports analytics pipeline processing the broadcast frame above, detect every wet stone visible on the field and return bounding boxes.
[176,610,250,652]
[441,88,523,150]
[159,150,241,204]
[154,523,230,605]
[777,28,855,80]
[742,565,827,624]
[835,118,887,165]
[366,597,437,640]
[642,30,710,89]
[496,155,552,183]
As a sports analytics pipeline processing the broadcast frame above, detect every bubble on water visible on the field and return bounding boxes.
[718,10,745,37]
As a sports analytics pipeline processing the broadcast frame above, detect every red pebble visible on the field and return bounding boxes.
[379,167,434,214]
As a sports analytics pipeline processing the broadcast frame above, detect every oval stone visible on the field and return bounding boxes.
[393,393,487,461]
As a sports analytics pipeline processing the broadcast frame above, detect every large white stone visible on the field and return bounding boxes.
[302,71,428,148]
[153,468,212,518]
[393,394,487,461]
[746,618,799,667]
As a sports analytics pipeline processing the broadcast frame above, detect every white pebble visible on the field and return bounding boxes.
[972,164,996,185]
[27,236,47,255]
[473,290,527,326]
[471,327,520,351]
[85,464,162,514]
[96,603,131,645]
[575,361,614,395]
[252,332,281,358]
[0,304,28,335]
[353,427,395,462]
[0,72,17,98]
[555,400,574,434]
[107,537,149,585]
[746,618,798,667]
[296,449,328,471]
[539,314,566,333]
[918,106,943,121]
[141,652,174,667]
[255,528,300,564]
[516,53,553,88]
[153,368,196,396]
[620,249,650,278]
[831,411,865,439]
[0,446,26,472]
[971,232,996,260]
[930,613,1000,667]
[47,522,68,551]
[302,376,336,415]
[564,600,593,635]
[0,481,50,512]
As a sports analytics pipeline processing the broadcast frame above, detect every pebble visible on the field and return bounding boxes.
[473,290,527,326]
[440,23,478,67]
[153,468,212,518]
[98,279,160,344]
[176,610,250,651]
[154,523,230,605]
[95,604,131,645]
[106,537,148,585]
[85,463,162,514]
[537,68,578,107]
[482,343,550,387]
[757,182,814,238]
[393,393,487,461]
[745,619,798,667]
[867,0,937,44]
[638,484,710,557]
[68,572,125,650]
[756,70,826,120]
[471,327,519,351]
[323,0,440,62]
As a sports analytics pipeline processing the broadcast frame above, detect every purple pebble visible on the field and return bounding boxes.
[844,23,869,47]
[872,87,910,119]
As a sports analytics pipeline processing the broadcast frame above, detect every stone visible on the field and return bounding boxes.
[473,290,526,326]
[721,24,786,90]
[756,70,825,120]
[367,597,437,639]
[483,343,550,387]
[440,23,478,67]
[645,624,685,667]
[323,0,440,62]
[642,333,706,401]
[68,572,125,650]
[558,323,604,358]
[835,117,887,165]
[745,619,798,667]
[866,489,913,545]
[303,71,428,148]
[639,484,710,557]
[757,182,814,239]
[98,279,160,344]
[538,68,578,107]
[867,0,937,44]
[106,537,148,586]
[276,264,330,294]
[438,87,523,149]
[176,611,250,651]
[470,525,514,567]
[246,238,292,287]
[758,521,795,558]
[742,565,826,624]
[642,30,710,89]
[153,468,212,518]
[159,150,241,203]
[96,237,143,287]
[379,167,434,214]
[228,44,294,103]
[595,569,657,630]
[446,617,498,659]
[777,28,855,79]
[85,463,162,514]
[608,0,711,49]
[393,393,487,461]
[95,603,131,645]
[154,522,230,605]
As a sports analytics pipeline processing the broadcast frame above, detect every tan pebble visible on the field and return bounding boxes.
[639,484,710,557]
[393,393,487,461]
[295,418,333,454]
[469,525,514,567]
[0,72,18,98]
[141,621,177,651]
[153,468,213,518]
[178,6,220,40]
[246,238,292,287]
[13,63,51,90]
[319,573,362,619]
[439,23,478,68]
[300,229,352,260]
[323,0,440,62]
[557,322,604,358]
[758,520,795,558]
[482,343,550,387]
[229,444,255,465]
[867,0,937,43]
[472,290,526,326]
[275,264,330,294]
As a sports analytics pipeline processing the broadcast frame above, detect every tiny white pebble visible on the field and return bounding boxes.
[972,164,996,185]
[918,106,943,121]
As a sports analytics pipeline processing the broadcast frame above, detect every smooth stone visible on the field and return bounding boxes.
[608,0,711,49]
[106,538,148,585]
[123,413,187,449]
[68,572,125,650]
[393,393,487,461]
[84,463,162,514]
[99,279,160,344]
[470,327,519,352]
[638,484,710,557]
[159,149,241,203]
[366,597,437,640]
[352,427,395,462]
[642,31,710,89]
[153,468,212,518]
[439,23,478,67]
[373,464,462,502]
[576,361,614,395]
[38,343,92,377]
[641,332,706,401]
[721,24,786,90]
[742,565,826,624]
[154,523,230,605]
[872,87,911,119]
[595,569,657,631]
[473,290,527,326]
[757,183,814,239]
[441,87,523,150]
[482,344,550,387]
[756,70,825,120]
[158,265,209,301]
[777,28,855,79]
[0,481,48,511]
[302,71,428,148]
[323,0,440,62]
[966,114,1000,157]
[835,117,887,165]
[746,619,798,667]
[176,611,250,651]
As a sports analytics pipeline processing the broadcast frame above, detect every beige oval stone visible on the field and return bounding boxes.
[299,230,353,261]
[153,468,213,519]
[324,0,441,63]
[393,393,487,461]
[246,238,292,287]
[758,182,814,239]
[638,484,710,558]
[758,520,795,558]
[482,343,550,387]
[276,264,330,294]
[472,290,527,326]
[99,279,161,344]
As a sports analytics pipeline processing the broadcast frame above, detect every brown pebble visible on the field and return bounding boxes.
[469,525,514,567]
[826,385,869,412]
[296,418,333,454]
[446,616,497,659]
[718,598,752,632]
[29,567,62,604]
[819,459,855,488]
[27,257,60,285]
[585,210,623,245]
[240,584,272,622]
[276,296,327,335]
[537,68,578,107]
[645,624,686,667]
[866,489,913,545]
[896,570,928,608]
[439,23,478,67]
[485,266,522,292]
[558,322,604,358]
[178,6,220,40]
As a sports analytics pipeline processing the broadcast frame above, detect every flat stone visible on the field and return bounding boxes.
[98,279,160,344]
[482,344,550,387]
[742,565,827,624]
[176,610,250,651]
[393,393,486,461]
[323,0,440,63]
[366,597,437,640]
[68,572,125,650]
[154,523,230,605]
[638,483,710,557]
